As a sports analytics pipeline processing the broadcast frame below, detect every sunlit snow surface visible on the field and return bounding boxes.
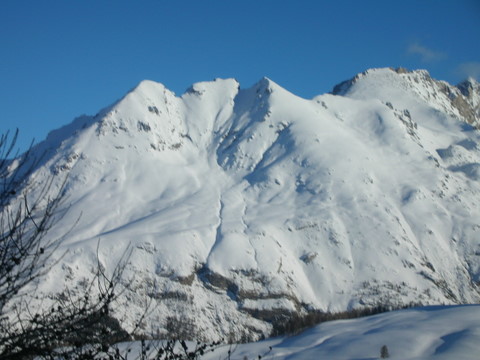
[16,68,480,340]
[120,305,480,360]
[232,306,480,360]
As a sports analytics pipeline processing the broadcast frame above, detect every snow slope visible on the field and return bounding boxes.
[202,305,480,360]
[10,68,480,341]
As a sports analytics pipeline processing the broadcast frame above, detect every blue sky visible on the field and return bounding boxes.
[1,0,479,152]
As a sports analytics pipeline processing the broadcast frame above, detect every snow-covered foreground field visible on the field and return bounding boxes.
[221,305,480,360]
[121,305,480,360]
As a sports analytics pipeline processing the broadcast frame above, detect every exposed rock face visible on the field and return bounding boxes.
[457,78,480,123]
[10,69,480,341]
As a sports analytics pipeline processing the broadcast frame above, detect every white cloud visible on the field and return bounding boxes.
[407,42,446,62]
[456,62,480,80]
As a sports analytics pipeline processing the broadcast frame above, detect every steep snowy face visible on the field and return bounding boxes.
[14,70,480,341]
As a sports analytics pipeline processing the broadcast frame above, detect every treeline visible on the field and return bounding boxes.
[271,302,423,337]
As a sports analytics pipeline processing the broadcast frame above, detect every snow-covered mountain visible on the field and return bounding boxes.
[13,67,480,341]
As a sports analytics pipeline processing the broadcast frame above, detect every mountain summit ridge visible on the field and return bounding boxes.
[332,67,480,127]
[12,68,480,341]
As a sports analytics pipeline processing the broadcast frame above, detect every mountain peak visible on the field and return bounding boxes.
[128,79,169,97]
[252,76,282,94]
[329,67,480,127]
[109,79,175,120]
[331,67,433,95]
